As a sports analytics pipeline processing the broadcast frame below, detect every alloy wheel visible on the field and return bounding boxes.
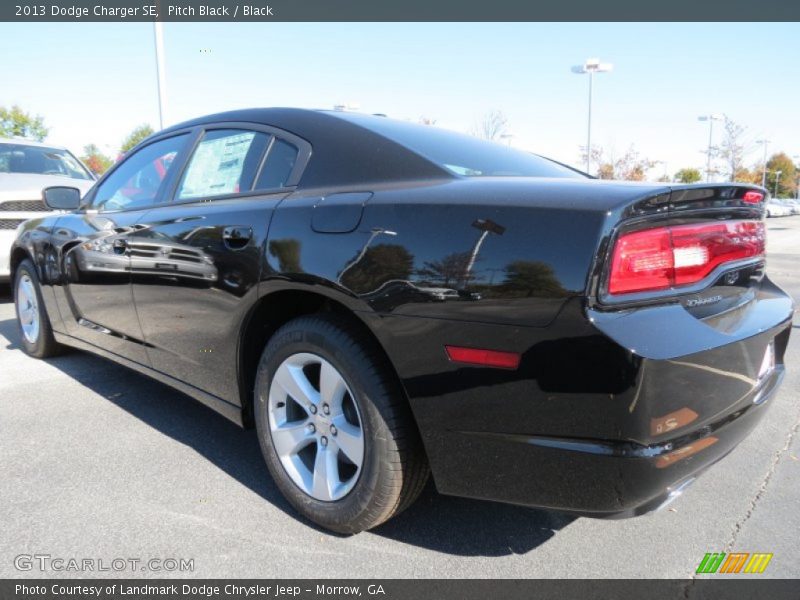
[267,352,365,502]
[16,274,40,344]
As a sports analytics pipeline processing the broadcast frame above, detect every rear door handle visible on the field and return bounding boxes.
[222,226,253,250]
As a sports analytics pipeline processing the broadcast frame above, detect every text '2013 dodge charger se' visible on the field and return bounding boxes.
[11,109,792,533]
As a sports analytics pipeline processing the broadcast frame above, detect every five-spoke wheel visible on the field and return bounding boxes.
[16,273,40,345]
[255,315,429,533]
[268,352,365,501]
[14,259,61,358]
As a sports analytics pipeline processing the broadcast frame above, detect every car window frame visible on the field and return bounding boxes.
[164,121,311,207]
[80,122,311,213]
[83,131,195,213]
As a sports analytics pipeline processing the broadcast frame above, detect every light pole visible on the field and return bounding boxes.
[774,170,782,198]
[698,114,722,182]
[571,58,613,175]
[461,219,505,288]
[153,22,167,130]
[755,139,770,188]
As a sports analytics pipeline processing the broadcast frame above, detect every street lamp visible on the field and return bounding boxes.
[153,23,167,130]
[755,139,770,188]
[698,114,723,182]
[461,219,505,288]
[571,58,613,174]
[774,170,782,198]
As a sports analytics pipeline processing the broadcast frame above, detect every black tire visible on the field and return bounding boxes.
[254,314,429,533]
[14,259,62,358]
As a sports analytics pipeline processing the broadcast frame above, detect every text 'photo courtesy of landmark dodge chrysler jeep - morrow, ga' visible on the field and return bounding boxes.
[10,109,792,533]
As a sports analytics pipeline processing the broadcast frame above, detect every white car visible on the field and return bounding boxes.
[779,199,800,215]
[765,199,792,217]
[0,138,95,281]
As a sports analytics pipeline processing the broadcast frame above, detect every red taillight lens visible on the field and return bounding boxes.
[608,220,765,295]
[743,190,764,204]
[609,228,674,294]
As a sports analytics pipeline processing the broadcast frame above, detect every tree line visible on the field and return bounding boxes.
[465,109,798,198]
[3,103,797,197]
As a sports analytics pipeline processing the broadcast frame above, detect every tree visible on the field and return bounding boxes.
[268,239,302,273]
[471,109,508,142]
[765,152,797,198]
[584,146,657,181]
[80,144,113,176]
[340,244,414,293]
[674,168,702,184]
[0,105,48,141]
[501,260,565,298]
[733,167,760,185]
[120,124,155,154]
[713,116,749,182]
[417,252,473,287]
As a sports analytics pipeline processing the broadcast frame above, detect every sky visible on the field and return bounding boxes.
[1,22,798,178]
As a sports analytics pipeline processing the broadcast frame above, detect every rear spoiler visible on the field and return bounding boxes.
[621,184,768,219]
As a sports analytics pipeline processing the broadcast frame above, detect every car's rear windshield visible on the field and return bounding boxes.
[0,143,93,180]
[331,112,584,179]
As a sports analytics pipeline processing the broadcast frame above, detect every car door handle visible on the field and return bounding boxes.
[222,226,252,250]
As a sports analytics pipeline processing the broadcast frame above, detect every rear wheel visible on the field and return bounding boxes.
[14,259,62,358]
[254,314,429,533]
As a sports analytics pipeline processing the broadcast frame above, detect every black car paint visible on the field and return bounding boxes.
[11,108,792,517]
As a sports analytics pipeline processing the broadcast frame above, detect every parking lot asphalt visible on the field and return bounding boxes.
[0,216,798,581]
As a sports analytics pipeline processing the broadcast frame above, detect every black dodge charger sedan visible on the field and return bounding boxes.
[11,109,792,533]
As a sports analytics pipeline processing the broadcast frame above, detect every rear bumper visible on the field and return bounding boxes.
[454,362,784,517]
[367,279,793,517]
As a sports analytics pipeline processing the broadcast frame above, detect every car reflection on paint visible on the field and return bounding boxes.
[67,228,218,284]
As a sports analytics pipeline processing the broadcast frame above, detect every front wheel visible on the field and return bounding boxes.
[254,314,429,533]
[14,258,62,358]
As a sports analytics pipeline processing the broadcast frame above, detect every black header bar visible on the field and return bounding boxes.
[3,0,799,22]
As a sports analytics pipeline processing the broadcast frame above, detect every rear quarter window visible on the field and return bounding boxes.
[255,139,298,190]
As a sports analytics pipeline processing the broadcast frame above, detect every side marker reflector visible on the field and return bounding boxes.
[445,345,521,369]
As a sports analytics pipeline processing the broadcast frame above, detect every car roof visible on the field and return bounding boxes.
[0,137,68,150]
[157,108,451,188]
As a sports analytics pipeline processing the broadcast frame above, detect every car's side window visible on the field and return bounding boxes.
[93,135,188,212]
[175,129,269,200]
[255,139,299,191]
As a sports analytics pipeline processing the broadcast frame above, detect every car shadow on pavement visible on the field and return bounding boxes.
[0,313,574,556]
[370,482,574,556]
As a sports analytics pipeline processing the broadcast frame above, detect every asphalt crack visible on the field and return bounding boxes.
[724,413,800,552]
[681,406,800,599]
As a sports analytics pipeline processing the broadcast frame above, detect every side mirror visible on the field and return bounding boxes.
[43,186,82,210]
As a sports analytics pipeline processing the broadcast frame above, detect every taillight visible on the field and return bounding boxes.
[743,190,764,204]
[608,220,765,295]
